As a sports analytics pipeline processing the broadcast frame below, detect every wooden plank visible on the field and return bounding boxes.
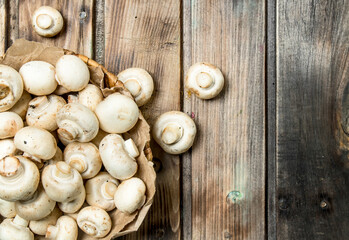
[0,0,6,55]
[276,0,349,239]
[104,0,181,239]
[182,1,266,239]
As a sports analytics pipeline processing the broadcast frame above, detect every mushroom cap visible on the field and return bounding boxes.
[0,139,17,159]
[56,103,99,143]
[0,198,16,218]
[9,91,31,119]
[26,95,66,131]
[64,142,102,179]
[99,134,138,180]
[78,84,103,111]
[19,61,57,95]
[77,206,112,238]
[185,62,224,99]
[0,65,24,112]
[114,177,146,214]
[14,126,57,160]
[0,216,34,240]
[55,55,90,91]
[41,162,84,202]
[117,68,154,106]
[85,172,119,211]
[95,93,139,133]
[0,156,40,201]
[152,111,197,154]
[46,216,78,240]
[0,112,23,139]
[29,207,62,236]
[32,6,63,37]
[16,185,56,221]
[58,186,85,214]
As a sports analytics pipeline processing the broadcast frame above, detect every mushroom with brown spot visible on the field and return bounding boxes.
[0,112,23,139]
[32,6,63,37]
[0,215,34,240]
[46,216,78,240]
[29,207,62,236]
[0,65,23,112]
[77,206,111,238]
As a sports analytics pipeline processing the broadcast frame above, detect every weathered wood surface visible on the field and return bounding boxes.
[0,0,6,55]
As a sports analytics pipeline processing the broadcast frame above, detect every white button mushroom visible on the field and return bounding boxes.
[152,111,197,154]
[41,161,84,203]
[99,134,139,180]
[117,68,154,106]
[0,64,23,112]
[19,61,57,96]
[78,84,103,111]
[14,126,57,161]
[95,93,139,133]
[29,207,62,236]
[58,186,85,214]
[0,199,16,218]
[0,112,23,139]
[55,55,90,92]
[77,206,112,238]
[32,6,63,37]
[26,95,66,131]
[0,156,40,201]
[0,139,18,159]
[0,215,34,240]
[9,91,31,119]
[46,216,78,240]
[114,177,146,214]
[64,142,102,179]
[185,62,224,99]
[85,172,119,211]
[56,103,99,143]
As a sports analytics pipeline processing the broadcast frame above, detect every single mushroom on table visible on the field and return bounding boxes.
[152,111,197,154]
[99,134,139,180]
[0,64,23,112]
[0,198,16,218]
[9,91,31,119]
[77,206,112,238]
[78,84,103,111]
[117,68,154,106]
[185,62,224,99]
[46,215,78,240]
[29,206,62,236]
[0,112,23,139]
[32,6,63,37]
[0,215,34,240]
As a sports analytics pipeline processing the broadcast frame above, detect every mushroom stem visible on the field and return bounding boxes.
[124,79,142,97]
[0,156,20,177]
[68,156,87,173]
[196,72,214,88]
[36,14,53,29]
[0,83,10,100]
[57,121,80,141]
[124,139,139,158]
[54,162,72,179]
[161,123,183,145]
[101,182,117,200]
[13,215,29,227]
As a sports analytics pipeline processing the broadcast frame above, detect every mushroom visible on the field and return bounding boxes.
[99,134,139,180]
[0,198,16,218]
[58,186,85,214]
[55,55,90,92]
[0,139,18,159]
[29,207,62,236]
[114,177,146,214]
[19,61,57,96]
[0,156,40,201]
[14,126,57,161]
[91,129,108,147]
[67,94,78,103]
[64,142,102,179]
[0,112,23,139]
[85,172,119,211]
[77,206,111,238]
[56,103,99,143]
[117,68,154,106]
[32,6,63,37]
[41,161,83,203]
[9,91,31,119]
[0,64,24,112]
[78,84,103,111]
[152,111,197,154]
[46,216,78,240]
[185,62,224,99]
[26,95,66,131]
[95,93,139,133]
[0,215,34,240]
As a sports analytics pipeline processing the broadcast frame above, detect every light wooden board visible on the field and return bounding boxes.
[0,0,6,55]
[182,0,266,239]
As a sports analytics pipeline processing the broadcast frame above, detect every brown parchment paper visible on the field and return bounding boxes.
[0,39,156,239]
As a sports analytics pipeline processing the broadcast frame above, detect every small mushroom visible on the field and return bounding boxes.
[64,142,102,179]
[56,103,99,143]
[9,91,32,119]
[32,6,63,37]
[91,129,108,148]
[78,84,103,111]
[0,112,23,139]
[29,207,62,236]
[77,206,111,238]
[0,215,34,240]
[55,55,90,92]
[114,177,146,214]
[185,62,224,99]
[85,172,119,211]
[152,111,197,154]
[14,126,57,161]
[46,216,78,240]
[0,139,18,159]
[41,161,84,202]
[19,61,57,96]
[0,198,16,218]
[117,68,154,106]
[58,186,85,214]
[26,95,66,131]
[95,93,139,134]
[0,64,24,112]
[99,134,139,180]
[0,156,40,201]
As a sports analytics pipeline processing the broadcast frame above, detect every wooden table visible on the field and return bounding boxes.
[1,0,348,239]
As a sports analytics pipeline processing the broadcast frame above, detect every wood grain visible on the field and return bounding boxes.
[0,0,6,55]
[104,0,181,239]
[276,0,349,239]
[182,1,266,239]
